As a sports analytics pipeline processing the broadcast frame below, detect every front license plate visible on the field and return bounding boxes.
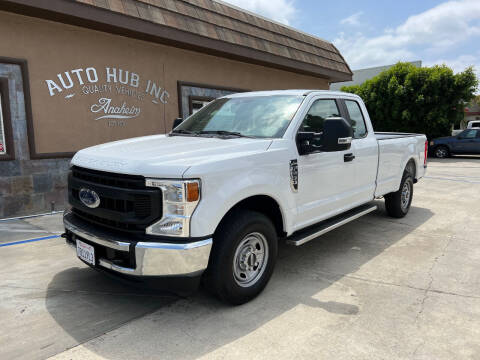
[76,239,95,266]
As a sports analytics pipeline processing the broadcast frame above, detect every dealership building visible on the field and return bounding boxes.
[0,0,352,218]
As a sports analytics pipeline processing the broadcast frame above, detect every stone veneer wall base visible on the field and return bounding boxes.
[0,62,70,219]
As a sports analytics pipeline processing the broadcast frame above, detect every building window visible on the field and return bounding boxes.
[177,81,248,119]
[0,78,14,160]
[189,96,215,115]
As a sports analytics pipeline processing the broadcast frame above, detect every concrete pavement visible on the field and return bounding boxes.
[1,157,479,359]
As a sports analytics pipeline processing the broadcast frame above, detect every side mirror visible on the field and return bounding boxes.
[172,117,183,130]
[296,132,316,155]
[322,117,353,152]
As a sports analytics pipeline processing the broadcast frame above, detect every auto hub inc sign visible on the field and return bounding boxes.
[44,66,169,126]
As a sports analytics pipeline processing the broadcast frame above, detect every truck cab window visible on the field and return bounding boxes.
[299,99,340,133]
[345,100,367,138]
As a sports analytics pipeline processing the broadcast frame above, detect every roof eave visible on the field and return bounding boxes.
[0,0,352,82]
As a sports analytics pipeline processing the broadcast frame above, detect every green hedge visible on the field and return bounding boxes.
[341,62,478,139]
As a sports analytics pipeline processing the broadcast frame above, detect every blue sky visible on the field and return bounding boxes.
[223,0,480,76]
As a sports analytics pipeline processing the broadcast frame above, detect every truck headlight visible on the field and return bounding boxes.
[145,179,200,237]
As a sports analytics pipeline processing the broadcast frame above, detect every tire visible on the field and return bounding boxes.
[434,145,450,158]
[204,210,278,305]
[384,173,414,218]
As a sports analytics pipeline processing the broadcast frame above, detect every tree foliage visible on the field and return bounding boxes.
[341,63,478,139]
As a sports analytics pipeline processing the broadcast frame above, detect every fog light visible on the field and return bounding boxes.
[148,217,185,236]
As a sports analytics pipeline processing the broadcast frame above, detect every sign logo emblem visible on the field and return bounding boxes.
[79,188,101,209]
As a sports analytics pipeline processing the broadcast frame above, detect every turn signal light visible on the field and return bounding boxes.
[186,181,200,202]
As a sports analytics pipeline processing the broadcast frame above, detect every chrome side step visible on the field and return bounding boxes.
[286,204,378,246]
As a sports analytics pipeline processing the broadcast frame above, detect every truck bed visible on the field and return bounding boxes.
[375,132,425,140]
[374,132,427,197]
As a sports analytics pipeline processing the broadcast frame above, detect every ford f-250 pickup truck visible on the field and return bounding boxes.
[63,90,428,304]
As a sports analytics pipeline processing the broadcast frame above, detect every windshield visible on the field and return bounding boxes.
[174,95,305,138]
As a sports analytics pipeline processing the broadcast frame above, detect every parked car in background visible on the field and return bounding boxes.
[431,128,480,158]
[451,120,480,136]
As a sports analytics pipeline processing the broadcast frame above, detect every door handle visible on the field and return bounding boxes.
[344,153,355,162]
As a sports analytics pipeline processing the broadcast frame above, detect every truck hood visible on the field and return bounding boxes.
[71,134,273,178]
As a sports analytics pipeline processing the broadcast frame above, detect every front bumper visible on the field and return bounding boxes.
[63,211,212,277]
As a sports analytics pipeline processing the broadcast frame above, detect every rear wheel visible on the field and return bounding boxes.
[434,145,450,158]
[385,173,414,218]
[204,210,278,305]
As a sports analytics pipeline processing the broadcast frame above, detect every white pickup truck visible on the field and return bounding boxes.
[452,120,480,136]
[63,90,427,304]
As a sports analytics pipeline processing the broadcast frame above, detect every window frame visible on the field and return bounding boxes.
[341,99,369,139]
[0,77,14,161]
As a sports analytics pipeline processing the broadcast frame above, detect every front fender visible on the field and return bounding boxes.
[188,160,295,237]
[195,186,290,237]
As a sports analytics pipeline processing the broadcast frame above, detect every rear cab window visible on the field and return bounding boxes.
[344,100,367,138]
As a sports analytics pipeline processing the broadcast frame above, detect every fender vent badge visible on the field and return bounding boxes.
[290,159,298,192]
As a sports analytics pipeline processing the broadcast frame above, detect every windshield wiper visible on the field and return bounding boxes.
[198,130,254,138]
[170,129,197,136]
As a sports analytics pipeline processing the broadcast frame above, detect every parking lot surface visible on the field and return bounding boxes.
[1,157,479,360]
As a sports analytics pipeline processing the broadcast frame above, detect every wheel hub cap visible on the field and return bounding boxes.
[401,182,411,210]
[437,148,447,157]
[233,232,268,287]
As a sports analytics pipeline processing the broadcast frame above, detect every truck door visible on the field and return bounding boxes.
[342,99,379,204]
[294,98,358,230]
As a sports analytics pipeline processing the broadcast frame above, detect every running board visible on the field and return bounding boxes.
[286,204,378,246]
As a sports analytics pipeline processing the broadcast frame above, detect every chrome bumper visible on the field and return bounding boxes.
[63,211,212,277]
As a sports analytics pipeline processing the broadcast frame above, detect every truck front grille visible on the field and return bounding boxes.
[68,166,162,235]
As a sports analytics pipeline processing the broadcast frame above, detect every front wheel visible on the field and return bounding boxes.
[385,175,414,218]
[204,210,278,305]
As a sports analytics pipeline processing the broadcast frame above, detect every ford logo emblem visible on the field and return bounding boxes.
[79,188,101,209]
